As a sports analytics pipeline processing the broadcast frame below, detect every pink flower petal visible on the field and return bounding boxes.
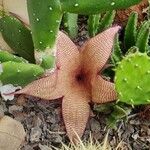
[91,75,117,103]
[15,71,63,100]
[62,87,90,142]
[81,26,120,76]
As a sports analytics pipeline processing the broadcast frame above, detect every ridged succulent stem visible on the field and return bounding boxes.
[63,13,78,39]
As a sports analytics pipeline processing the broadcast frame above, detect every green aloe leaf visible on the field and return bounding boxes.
[0,61,44,86]
[0,50,27,63]
[0,15,35,63]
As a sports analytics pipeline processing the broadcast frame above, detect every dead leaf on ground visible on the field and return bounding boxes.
[0,115,26,150]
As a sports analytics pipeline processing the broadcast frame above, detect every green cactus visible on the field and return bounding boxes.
[0,15,35,63]
[88,14,100,37]
[98,10,116,33]
[63,13,78,39]
[0,50,27,63]
[124,12,138,50]
[115,52,150,105]
[136,21,150,53]
[0,61,44,86]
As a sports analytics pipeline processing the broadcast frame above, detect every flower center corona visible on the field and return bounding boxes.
[76,73,85,82]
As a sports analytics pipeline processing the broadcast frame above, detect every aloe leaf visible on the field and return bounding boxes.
[0,50,27,63]
[98,10,116,33]
[61,0,142,14]
[87,14,100,37]
[0,15,35,63]
[0,61,44,86]
[136,21,150,52]
[124,12,138,50]
[63,13,78,39]
[0,33,13,53]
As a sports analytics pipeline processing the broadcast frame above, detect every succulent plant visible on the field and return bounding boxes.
[87,11,116,37]
[0,0,142,88]
[88,14,100,37]
[0,15,35,63]
[0,61,44,86]
[115,52,150,105]
[94,102,132,129]
[0,50,27,63]
[112,11,150,66]
[63,13,78,39]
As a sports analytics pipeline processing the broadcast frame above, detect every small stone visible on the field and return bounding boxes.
[90,118,101,132]
[30,127,42,143]
[9,105,23,114]
[38,144,52,150]
[21,145,34,150]
[0,105,4,116]
[49,134,62,144]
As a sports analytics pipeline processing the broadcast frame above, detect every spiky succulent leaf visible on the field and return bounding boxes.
[0,15,35,63]
[107,104,131,129]
[63,13,78,39]
[124,12,138,50]
[136,21,150,52]
[61,0,142,14]
[98,10,116,33]
[115,52,150,105]
[0,62,44,86]
[0,50,27,63]
[88,14,100,37]
[111,34,122,65]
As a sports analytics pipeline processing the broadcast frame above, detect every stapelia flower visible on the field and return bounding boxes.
[12,26,120,141]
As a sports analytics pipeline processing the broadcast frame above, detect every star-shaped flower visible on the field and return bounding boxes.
[12,26,120,141]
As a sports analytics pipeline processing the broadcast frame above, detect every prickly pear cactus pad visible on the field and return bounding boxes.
[115,52,150,105]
